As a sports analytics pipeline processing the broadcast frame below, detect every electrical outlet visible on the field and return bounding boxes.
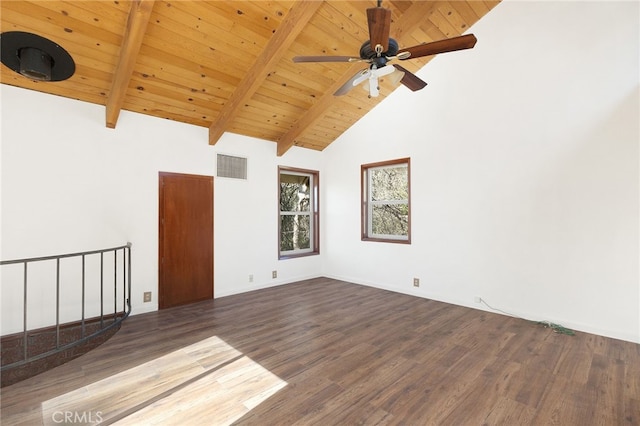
[272,270,277,279]
[143,292,152,303]
[474,296,482,303]
[249,274,253,283]
[413,278,420,287]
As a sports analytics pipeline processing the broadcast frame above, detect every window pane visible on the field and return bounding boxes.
[372,203,409,237]
[280,174,310,212]
[361,158,410,243]
[280,214,311,251]
[278,167,319,258]
[370,166,408,201]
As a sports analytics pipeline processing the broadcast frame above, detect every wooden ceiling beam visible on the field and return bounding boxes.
[208,0,322,145]
[105,0,154,129]
[277,1,442,156]
[276,62,362,156]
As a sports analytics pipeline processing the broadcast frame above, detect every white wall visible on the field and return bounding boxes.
[0,86,323,333]
[322,0,640,343]
[1,0,638,343]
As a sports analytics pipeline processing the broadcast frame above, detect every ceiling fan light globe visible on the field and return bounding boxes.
[389,68,405,86]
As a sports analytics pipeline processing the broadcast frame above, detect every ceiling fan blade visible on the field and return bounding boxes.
[293,55,361,63]
[366,7,391,53]
[334,69,369,96]
[398,34,477,60]
[392,64,427,91]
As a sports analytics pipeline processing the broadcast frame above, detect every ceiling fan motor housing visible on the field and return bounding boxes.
[293,1,477,98]
[360,38,399,68]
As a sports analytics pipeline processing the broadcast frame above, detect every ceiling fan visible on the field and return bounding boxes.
[292,0,477,98]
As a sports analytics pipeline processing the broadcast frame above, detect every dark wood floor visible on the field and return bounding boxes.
[2,277,639,425]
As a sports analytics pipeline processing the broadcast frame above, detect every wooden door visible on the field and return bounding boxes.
[159,172,213,309]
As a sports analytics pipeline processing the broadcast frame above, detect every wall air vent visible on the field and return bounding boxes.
[216,154,247,180]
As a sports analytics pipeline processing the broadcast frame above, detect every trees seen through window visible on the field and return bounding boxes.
[361,158,411,243]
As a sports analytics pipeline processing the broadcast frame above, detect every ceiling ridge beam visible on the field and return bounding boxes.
[106,0,154,129]
[277,1,442,156]
[208,0,323,146]
[276,62,361,156]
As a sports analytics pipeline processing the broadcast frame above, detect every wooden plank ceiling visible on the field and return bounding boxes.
[0,1,500,155]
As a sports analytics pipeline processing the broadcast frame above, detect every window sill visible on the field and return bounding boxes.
[361,237,411,244]
[278,250,320,260]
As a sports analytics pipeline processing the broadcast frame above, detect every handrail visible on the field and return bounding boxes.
[0,243,132,377]
[0,242,132,265]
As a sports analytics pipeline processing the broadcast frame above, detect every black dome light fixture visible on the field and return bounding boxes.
[1,31,75,82]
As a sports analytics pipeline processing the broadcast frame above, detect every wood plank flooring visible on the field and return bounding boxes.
[1,277,639,425]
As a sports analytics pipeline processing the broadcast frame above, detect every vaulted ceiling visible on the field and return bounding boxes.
[0,1,500,155]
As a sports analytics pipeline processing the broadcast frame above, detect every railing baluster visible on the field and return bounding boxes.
[81,255,86,338]
[23,262,28,362]
[122,248,126,315]
[1,243,133,374]
[113,250,118,322]
[100,252,104,329]
[55,258,60,349]
[113,250,117,323]
[127,244,132,313]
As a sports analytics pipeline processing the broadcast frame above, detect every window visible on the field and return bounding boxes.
[361,158,411,243]
[279,167,319,259]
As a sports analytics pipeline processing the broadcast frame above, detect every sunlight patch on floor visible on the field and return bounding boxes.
[41,336,287,425]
